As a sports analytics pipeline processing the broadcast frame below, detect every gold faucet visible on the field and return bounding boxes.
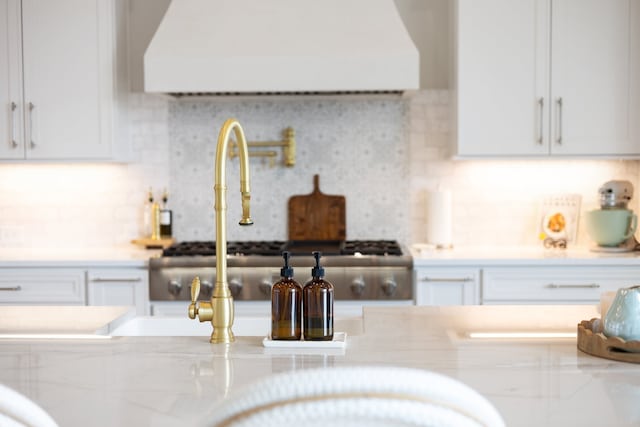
[188,119,253,343]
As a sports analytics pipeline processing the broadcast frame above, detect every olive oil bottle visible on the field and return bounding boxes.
[303,251,334,341]
[271,251,302,340]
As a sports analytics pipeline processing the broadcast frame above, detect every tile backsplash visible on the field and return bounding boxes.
[168,97,410,243]
[0,91,637,249]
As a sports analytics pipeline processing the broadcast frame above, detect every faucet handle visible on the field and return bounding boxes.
[188,276,201,319]
[191,276,201,303]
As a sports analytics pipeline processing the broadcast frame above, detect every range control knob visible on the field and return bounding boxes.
[200,280,214,296]
[168,279,182,297]
[350,277,366,297]
[258,280,272,297]
[228,278,243,298]
[381,279,398,297]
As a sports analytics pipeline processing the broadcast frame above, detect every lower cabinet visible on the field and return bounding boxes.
[87,268,149,315]
[482,266,640,305]
[414,268,480,305]
[0,268,85,304]
[414,264,640,306]
[0,266,149,316]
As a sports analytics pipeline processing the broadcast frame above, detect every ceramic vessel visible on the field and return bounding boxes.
[585,209,637,246]
[603,285,640,341]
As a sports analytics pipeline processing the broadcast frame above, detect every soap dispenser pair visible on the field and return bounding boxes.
[271,251,334,341]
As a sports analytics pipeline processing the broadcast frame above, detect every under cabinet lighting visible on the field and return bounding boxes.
[0,333,112,340]
[468,332,576,339]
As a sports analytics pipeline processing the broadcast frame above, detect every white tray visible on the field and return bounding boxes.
[262,332,347,349]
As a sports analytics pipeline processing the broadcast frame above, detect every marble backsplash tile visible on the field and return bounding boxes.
[168,97,411,243]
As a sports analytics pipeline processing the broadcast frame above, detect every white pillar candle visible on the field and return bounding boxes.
[426,190,453,248]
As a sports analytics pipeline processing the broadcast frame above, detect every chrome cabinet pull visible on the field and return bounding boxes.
[9,102,18,148]
[555,97,563,144]
[537,98,544,145]
[0,286,22,291]
[28,102,35,148]
[89,277,142,283]
[546,283,599,289]
[420,277,474,283]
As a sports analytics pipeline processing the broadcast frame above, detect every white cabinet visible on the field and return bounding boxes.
[0,266,149,315]
[0,0,129,161]
[415,267,480,305]
[0,268,85,304]
[454,0,639,157]
[482,266,640,304]
[87,269,149,315]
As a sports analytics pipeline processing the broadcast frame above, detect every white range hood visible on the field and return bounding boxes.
[144,0,419,96]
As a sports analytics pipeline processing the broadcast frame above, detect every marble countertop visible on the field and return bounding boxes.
[0,305,638,427]
[0,246,161,267]
[411,244,640,266]
[1,244,638,268]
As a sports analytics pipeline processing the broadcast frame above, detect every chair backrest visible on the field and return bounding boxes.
[205,366,506,427]
[0,383,59,427]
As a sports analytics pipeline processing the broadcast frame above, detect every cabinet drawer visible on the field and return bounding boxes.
[482,267,640,303]
[415,268,480,305]
[0,269,85,304]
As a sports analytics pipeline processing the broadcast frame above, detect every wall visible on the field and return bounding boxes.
[0,91,637,249]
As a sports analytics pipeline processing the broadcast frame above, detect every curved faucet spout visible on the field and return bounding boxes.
[189,118,254,344]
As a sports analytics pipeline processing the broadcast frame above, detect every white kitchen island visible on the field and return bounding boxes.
[0,305,637,427]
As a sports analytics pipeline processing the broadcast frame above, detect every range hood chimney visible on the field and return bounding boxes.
[144,0,419,96]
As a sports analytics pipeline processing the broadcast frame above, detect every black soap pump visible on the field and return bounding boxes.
[303,251,334,341]
[271,251,302,340]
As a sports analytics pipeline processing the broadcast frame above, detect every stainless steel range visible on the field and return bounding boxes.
[149,240,413,315]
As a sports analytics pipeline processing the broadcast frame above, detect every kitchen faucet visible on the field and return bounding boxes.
[188,118,253,343]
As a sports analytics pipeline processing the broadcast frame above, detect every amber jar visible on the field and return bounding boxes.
[303,251,334,341]
[271,251,302,340]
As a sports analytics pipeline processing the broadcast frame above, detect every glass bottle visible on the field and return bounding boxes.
[160,188,173,238]
[303,251,334,341]
[271,251,302,340]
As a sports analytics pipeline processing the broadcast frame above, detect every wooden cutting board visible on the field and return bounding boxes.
[288,175,346,241]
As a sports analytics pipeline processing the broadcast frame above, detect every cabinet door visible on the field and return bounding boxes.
[551,0,635,156]
[87,269,149,315]
[455,0,550,156]
[415,268,480,305]
[21,0,111,159]
[0,268,85,304]
[0,0,23,159]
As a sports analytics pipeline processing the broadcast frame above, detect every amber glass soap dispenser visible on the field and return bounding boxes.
[271,251,302,340]
[303,251,334,341]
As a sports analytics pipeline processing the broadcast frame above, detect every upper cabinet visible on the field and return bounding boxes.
[453,0,640,157]
[0,0,129,161]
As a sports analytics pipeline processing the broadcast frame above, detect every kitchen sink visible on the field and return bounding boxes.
[109,315,363,337]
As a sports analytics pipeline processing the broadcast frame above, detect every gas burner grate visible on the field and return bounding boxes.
[162,240,287,257]
[162,240,402,257]
[341,240,403,256]
[228,241,287,256]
